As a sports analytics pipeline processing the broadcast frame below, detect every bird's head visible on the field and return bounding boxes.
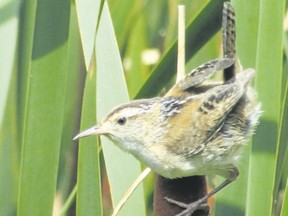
[73,99,159,152]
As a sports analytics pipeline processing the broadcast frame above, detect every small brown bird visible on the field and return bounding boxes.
[74,3,261,215]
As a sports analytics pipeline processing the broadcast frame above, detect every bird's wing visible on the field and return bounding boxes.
[172,69,255,154]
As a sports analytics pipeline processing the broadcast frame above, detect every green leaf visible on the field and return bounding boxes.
[95,3,145,216]
[57,2,84,199]
[0,0,19,127]
[17,0,37,133]
[17,0,70,215]
[76,62,102,216]
[246,0,284,215]
[75,0,102,69]
[0,69,19,216]
[0,0,20,214]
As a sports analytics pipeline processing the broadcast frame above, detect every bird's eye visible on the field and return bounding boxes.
[117,117,127,125]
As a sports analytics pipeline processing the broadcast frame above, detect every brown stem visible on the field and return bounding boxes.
[154,175,208,216]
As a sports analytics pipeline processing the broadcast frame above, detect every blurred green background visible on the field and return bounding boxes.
[0,0,287,215]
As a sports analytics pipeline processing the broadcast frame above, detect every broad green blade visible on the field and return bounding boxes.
[57,2,84,198]
[76,61,102,216]
[232,1,259,68]
[75,0,102,69]
[57,3,94,214]
[17,0,70,215]
[95,3,145,216]
[136,0,227,99]
[246,0,284,215]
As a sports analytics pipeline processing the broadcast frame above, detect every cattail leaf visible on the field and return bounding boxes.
[95,3,146,216]
[17,0,70,215]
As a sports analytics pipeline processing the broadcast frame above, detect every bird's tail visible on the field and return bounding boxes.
[222,2,241,81]
[222,2,236,59]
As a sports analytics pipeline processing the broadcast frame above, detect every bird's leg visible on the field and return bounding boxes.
[165,178,234,216]
[165,197,209,215]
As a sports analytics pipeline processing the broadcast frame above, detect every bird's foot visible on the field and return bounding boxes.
[165,197,209,216]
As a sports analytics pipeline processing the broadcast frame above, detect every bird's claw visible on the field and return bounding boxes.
[165,197,209,216]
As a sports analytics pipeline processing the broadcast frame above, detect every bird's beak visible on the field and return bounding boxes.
[73,125,105,140]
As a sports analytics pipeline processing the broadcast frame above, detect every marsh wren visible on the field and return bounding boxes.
[74,2,261,216]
